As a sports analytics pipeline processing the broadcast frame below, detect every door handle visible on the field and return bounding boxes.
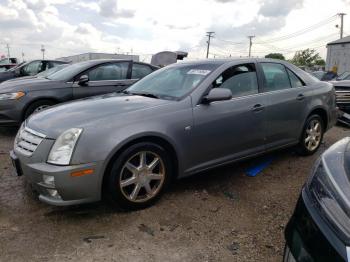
[252,104,264,112]
[296,94,305,101]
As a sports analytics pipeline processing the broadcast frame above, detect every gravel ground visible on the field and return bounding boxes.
[0,126,348,262]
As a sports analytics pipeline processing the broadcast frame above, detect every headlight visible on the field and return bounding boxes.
[307,140,350,241]
[0,91,25,100]
[47,128,82,165]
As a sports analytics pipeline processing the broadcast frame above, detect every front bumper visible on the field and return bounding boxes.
[11,149,104,206]
[285,189,347,261]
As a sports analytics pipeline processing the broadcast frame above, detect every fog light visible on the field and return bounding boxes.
[43,175,55,186]
[47,189,61,199]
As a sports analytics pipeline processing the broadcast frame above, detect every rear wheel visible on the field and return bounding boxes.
[105,142,173,210]
[283,245,296,262]
[296,114,324,155]
[24,100,55,119]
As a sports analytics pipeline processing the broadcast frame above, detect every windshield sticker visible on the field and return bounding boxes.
[187,69,211,76]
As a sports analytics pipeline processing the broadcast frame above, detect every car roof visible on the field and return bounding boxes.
[173,58,292,67]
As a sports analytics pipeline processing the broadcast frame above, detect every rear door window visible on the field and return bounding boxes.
[261,63,291,92]
[287,68,304,88]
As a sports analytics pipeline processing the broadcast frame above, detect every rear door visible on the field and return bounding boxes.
[258,62,308,149]
[72,61,132,99]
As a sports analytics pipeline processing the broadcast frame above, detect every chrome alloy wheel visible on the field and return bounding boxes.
[304,119,322,151]
[119,151,165,203]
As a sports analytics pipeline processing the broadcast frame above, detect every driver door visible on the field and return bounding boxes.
[190,63,266,171]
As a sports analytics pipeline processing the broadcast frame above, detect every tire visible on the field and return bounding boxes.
[104,142,173,210]
[283,245,296,262]
[24,100,55,119]
[296,114,324,156]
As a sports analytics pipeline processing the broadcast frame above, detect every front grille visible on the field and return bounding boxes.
[14,126,46,157]
[335,88,350,104]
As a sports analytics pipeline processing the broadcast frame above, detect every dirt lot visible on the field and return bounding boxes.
[0,126,348,262]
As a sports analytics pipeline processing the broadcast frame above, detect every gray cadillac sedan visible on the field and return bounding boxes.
[11,58,337,210]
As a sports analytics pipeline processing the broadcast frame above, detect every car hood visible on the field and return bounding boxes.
[330,80,350,87]
[0,77,61,93]
[26,93,174,138]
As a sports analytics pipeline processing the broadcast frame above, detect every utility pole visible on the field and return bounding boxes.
[248,35,255,57]
[41,45,45,59]
[206,31,215,58]
[22,52,25,62]
[6,43,10,58]
[338,13,346,39]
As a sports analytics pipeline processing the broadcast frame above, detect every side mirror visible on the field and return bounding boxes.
[78,75,89,85]
[202,88,232,104]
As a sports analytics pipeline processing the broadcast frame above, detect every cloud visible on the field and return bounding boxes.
[99,0,135,18]
[258,0,303,17]
[213,0,238,2]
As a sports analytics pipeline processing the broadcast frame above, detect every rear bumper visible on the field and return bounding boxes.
[285,189,347,261]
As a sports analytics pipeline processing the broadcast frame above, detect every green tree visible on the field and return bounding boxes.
[315,58,326,66]
[291,49,323,67]
[265,53,285,60]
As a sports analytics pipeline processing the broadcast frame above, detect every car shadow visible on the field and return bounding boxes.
[0,126,18,137]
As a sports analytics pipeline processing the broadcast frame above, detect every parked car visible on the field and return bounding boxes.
[310,70,326,80]
[10,58,337,210]
[330,80,350,113]
[3,64,69,83]
[336,71,350,81]
[0,59,158,125]
[0,57,18,71]
[284,137,350,262]
[0,60,68,83]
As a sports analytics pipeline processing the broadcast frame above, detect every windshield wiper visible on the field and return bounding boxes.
[122,91,160,99]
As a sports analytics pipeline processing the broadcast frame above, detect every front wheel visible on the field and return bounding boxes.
[296,114,324,156]
[24,100,55,119]
[105,142,173,210]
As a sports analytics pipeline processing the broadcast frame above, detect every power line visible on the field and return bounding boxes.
[257,15,337,43]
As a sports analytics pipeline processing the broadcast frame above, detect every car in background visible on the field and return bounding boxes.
[0,60,68,83]
[336,71,350,81]
[310,70,326,80]
[0,57,18,71]
[0,59,158,125]
[10,58,337,210]
[3,64,69,83]
[284,137,350,262]
[330,80,350,113]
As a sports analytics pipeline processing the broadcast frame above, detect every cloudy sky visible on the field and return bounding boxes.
[0,0,349,61]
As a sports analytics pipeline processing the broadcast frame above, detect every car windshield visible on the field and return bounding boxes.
[47,61,91,81]
[337,71,350,80]
[36,64,68,78]
[126,63,219,100]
